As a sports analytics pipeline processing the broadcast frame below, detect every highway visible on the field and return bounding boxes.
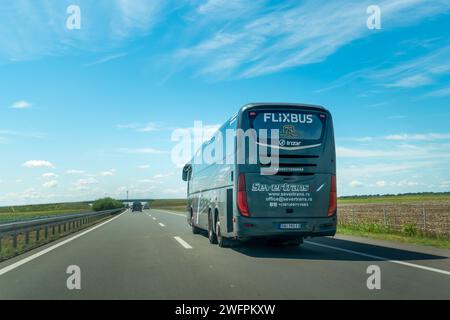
[0,209,449,299]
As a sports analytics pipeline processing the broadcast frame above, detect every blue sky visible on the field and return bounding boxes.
[1,0,450,205]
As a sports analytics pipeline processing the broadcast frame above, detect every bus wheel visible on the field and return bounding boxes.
[217,223,230,248]
[191,214,200,234]
[208,214,218,244]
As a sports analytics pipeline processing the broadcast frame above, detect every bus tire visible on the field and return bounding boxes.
[217,223,230,248]
[208,212,218,244]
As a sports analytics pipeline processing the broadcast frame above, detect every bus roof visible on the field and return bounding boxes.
[240,102,329,113]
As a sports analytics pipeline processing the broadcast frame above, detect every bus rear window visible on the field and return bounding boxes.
[248,110,325,141]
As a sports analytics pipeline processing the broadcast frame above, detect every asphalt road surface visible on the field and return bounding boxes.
[0,209,449,299]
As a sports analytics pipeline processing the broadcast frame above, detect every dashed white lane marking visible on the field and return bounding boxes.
[159,223,166,227]
[152,217,156,220]
[174,236,192,249]
[0,210,127,277]
[153,209,185,218]
[305,241,450,276]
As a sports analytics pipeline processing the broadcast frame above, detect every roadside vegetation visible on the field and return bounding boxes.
[337,223,450,249]
[0,202,92,222]
[92,197,124,211]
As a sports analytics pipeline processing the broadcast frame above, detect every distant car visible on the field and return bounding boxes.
[132,201,143,212]
[143,203,150,210]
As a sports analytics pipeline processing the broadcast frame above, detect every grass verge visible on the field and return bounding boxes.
[0,215,117,262]
[337,225,450,249]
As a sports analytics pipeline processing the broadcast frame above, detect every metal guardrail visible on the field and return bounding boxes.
[0,209,124,252]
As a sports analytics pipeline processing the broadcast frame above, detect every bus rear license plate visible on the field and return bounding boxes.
[279,223,303,230]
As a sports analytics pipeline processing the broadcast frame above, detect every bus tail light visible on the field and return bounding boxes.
[238,174,250,217]
[327,175,337,216]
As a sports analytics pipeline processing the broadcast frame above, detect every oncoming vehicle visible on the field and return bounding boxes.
[182,103,337,247]
[132,201,143,212]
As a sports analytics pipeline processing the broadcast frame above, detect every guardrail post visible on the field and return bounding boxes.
[12,233,17,249]
[52,225,56,235]
[36,228,40,242]
[58,224,61,234]
[44,226,48,239]
[63,222,67,233]
[25,231,30,245]
[0,236,2,252]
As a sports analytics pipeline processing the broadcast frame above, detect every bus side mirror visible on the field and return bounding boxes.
[182,165,191,181]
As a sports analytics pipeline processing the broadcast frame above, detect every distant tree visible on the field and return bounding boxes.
[92,197,124,211]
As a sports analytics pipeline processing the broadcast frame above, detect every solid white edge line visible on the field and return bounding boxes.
[0,210,128,277]
[159,222,166,227]
[305,241,450,276]
[174,236,192,249]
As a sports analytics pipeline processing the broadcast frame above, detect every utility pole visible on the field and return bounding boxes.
[126,190,129,203]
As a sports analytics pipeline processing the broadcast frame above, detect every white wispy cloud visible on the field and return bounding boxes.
[84,52,128,66]
[196,0,260,17]
[386,74,434,88]
[22,160,54,168]
[138,165,150,169]
[426,86,450,97]
[9,100,32,109]
[153,172,174,179]
[349,181,365,188]
[42,180,58,188]
[384,133,450,141]
[42,172,58,179]
[176,0,450,79]
[0,1,165,62]
[99,169,116,176]
[368,44,450,89]
[137,123,159,132]
[341,132,450,143]
[74,177,98,187]
[66,169,85,174]
[112,0,163,39]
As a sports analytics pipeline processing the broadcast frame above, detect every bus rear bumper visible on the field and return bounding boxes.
[234,215,337,240]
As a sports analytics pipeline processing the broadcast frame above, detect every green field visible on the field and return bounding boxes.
[0,202,92,221]
[150,199,187,212]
